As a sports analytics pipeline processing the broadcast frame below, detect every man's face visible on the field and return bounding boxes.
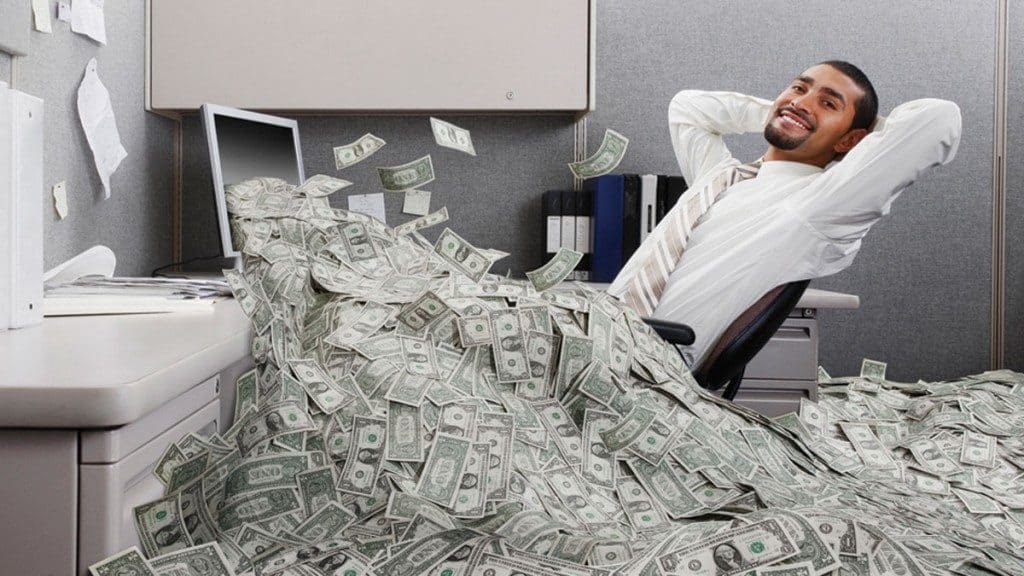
[764,64,865,162]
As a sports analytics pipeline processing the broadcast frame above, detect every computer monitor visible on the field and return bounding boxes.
[201,103,305,259]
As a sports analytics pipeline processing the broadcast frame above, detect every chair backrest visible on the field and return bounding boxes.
[694,279,811,391]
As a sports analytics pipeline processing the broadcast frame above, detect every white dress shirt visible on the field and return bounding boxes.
[607,90,963,368]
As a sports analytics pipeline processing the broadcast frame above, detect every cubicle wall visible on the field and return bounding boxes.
[1007,2,1023,372]
[3,0,177,276]
[0,52,10,84]
[181,114,577,276]
[582,0,995,382]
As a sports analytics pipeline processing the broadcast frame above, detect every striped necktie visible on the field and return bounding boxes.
[621,158,763,316]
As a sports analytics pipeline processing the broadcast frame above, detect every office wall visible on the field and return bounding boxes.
[180,114,577,276]
[0,51,10,83]
[1007,2,1023,372]
[11,0,176,276]
[583,0,994,382]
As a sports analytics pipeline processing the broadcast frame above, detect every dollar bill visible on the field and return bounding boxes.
[860,358,887,380]
[233,368,259,423]
[457,314,492,347]
[378,155,435,191]
[133,495,194,558]
[395,206,450,236]
[337,415,387,496]
[416,433,473,508]
[839,421,899,470]
[656,518,798,575]
[960,430,997,468]
[451,442,491,518]
[297,466,339,516]
[295,174,353,197]
[567,129,629,179]
[489,309,531,383]
[434,227,492,283]
[387,401,425,461]
[289,359,356,414]
[148,543,233,576]
[88,546,156,576]
[334,133,385,170]
[223,452,310,503]
[526,248,583,292]
[430,117,476,156]
[339,222,380,262]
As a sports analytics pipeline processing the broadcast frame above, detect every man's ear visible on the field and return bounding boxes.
[834,128,869,155]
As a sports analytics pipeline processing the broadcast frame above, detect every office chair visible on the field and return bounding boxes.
[643,279,811,401]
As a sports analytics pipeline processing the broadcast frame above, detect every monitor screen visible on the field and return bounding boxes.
[214,114,302,187]
[202,104,304,258]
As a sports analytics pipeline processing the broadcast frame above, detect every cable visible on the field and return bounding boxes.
[151,254,226,277]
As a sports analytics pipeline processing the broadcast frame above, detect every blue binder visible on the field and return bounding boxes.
[587,174,624,283]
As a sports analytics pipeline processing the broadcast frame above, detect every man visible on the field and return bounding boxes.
[607,60,962,369]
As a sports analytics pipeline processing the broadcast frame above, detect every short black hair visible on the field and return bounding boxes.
[816,60,878,132]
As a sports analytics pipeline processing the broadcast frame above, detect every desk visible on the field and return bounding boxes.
[737,288,860,416]
[0,300,253,576]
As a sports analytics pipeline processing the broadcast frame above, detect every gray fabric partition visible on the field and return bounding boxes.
[14,0,176,276]
[0,52,10,83]
[583,0,994,382]
[1007,2,1024,371]
[181,114,576,276]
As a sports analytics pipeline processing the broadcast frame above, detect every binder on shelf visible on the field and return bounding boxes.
[559,190,576,255]
[665,175,688,215]
[640,174,658,244]
[542,190,561,261]
[587,175,624,283]
[655,174,669,222]
[621,174,641,265]
[574,188,593,281]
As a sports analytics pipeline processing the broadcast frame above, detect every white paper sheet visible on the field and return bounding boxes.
[57,1,71,22]
[53,181,68,219]
[71,0,106,44]
[348,193,387,224]
[402,189,431,216]
[32,0,53,33]
[76,58,126,199]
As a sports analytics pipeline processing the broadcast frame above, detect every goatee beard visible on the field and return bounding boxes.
[763,122,807,151]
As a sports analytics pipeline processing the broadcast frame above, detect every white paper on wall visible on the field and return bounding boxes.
[76,58,126,199]
[71,0,106,44]
[348,193,387,224]
[402,189,431,216]
[53,181,69,219]
[32,0,53,33]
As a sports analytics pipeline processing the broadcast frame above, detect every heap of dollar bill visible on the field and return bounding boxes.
[89,173,1024,576]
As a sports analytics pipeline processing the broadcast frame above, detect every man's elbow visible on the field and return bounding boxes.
[920,99,963,164]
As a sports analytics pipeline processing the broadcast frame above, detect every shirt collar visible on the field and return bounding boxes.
[756,159,824,179]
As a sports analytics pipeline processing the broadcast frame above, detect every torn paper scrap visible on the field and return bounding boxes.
[32,0,53,33]
[57,1,71,22]
[76,58,126,199]
[53,181,68,219]
[402,189,431,216]
[71,0,106,45]
[347,193,387,225]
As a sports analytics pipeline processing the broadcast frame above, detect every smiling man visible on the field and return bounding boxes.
[607,60,962,369]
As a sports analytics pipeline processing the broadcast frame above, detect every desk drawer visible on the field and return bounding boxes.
[78,398,219,576]
[743,318,818,381]
[727,378,817,418]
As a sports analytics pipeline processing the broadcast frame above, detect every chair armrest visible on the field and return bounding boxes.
[642,318,696,346]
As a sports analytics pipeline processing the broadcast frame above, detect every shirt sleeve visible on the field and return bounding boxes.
[795,98,963,241]
[669,90,775,185]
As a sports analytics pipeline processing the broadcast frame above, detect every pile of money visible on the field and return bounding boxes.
[89,174,1024,576]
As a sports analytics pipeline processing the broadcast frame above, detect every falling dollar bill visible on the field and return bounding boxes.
[430,117,476,156]
[568,129,629,179]
[526,247,584,292]
[378,155,435,191]
[395,206,449,236]
[334,133,385,170]
[433,227,492,283]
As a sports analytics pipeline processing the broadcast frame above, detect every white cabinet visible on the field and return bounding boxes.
[146,0,595,113]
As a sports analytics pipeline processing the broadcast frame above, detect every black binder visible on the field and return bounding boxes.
[574,188,593,281]
[655,175,669,222]
[665,176,688,215]
[621,174,641,264]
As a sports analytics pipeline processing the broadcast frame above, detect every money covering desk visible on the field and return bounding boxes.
[0,299,253,576]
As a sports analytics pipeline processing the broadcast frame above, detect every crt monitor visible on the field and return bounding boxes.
[200,103,305,259]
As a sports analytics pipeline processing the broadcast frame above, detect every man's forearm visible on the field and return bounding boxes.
[669,90,774,137]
